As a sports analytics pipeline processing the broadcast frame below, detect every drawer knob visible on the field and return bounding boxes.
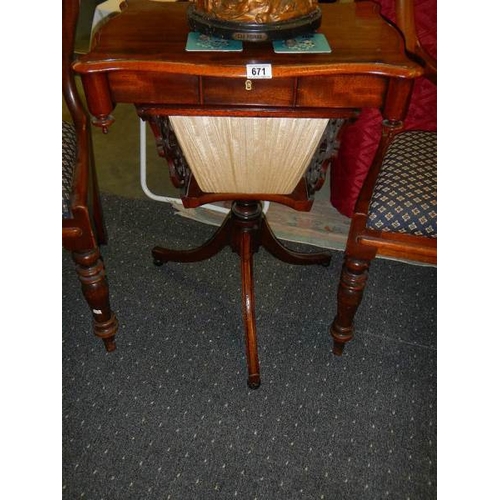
[245,79,253,91]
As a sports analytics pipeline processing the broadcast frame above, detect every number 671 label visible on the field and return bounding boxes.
[246,63,273,79]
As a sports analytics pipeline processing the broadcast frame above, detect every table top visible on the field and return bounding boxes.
[75,0,423,80]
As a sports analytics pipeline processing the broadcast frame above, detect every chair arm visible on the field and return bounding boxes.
[413,40,437,84]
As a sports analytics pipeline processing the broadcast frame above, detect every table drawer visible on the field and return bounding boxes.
[202,77,295,107]
[297,75,387,108]
[108,72,200,104]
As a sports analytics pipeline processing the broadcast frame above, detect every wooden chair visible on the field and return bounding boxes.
[62,0,118,351]
[330,0,437,355]
[330,0,436,218]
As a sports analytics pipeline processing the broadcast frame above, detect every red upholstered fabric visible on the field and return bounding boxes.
[330,0,437,217]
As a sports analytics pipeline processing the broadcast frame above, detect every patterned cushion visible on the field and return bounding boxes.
[330,0,437,218]
[367,131,437,237]
[62,120,77,218]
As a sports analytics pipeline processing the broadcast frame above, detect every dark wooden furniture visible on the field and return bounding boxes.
[330,0,436,218]
[63,0,118,352]
[330,0,437,355]
[73,0,422,387]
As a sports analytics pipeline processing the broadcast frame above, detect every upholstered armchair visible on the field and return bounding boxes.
[330,0,437,218]
[329,0,437,354]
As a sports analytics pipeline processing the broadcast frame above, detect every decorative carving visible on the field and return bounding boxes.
[148,115,191,189]
[194,0,319,24]
[306,118,345,194]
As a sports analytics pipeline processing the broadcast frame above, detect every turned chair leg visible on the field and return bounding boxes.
[72,248,118,352]
[330,255,372,355]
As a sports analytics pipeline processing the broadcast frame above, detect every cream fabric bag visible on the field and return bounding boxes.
[169,116,329,194]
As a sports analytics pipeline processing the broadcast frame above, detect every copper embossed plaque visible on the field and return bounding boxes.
[187,0,322,42]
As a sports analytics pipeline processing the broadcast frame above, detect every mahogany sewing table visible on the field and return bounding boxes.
[74,0,423,388]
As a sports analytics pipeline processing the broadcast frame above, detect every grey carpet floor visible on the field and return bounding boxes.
[62,194,437,499]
